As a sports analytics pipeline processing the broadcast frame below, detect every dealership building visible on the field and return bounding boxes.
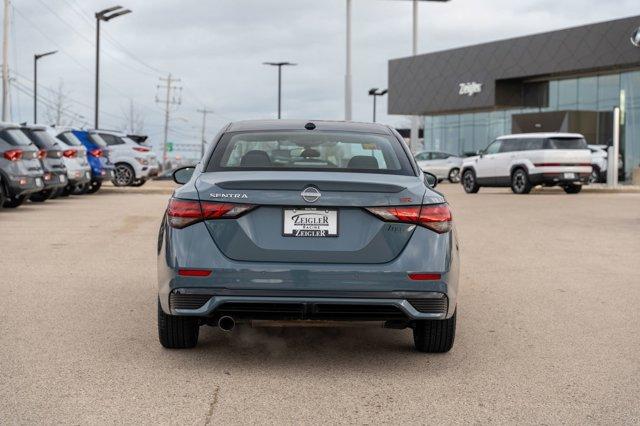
[388,15,640,179]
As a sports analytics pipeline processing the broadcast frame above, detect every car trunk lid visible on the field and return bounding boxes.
[195,171,429,264]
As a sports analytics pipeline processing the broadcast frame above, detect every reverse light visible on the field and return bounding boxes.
[366,204,452,234]
[89,148,103,158]
[62,149,77,158]
[3,149,23,161]
[166,198,256,229]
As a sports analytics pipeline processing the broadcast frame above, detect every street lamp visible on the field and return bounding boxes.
[95,6,131,129]
[344,0,450,136]
[368,88,387,122]
[33,50,57,123]
[262,62,297,119]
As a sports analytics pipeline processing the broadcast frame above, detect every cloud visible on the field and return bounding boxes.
[7,0,640,157]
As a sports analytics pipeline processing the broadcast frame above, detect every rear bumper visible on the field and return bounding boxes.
[167,289,449,320]
[529,172,590,186]
[5,175,45,197]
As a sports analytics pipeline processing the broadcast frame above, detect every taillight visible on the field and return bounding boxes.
[167,199,255,229]
[37,149,47,159]
[90,149,103,157]
[62,149,77,158]
[133,146,150,153]
[3,149,23,161]
[366,204,452,234]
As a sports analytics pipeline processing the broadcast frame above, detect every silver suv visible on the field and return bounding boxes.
[0,123,44,208]
[87,130,158,187]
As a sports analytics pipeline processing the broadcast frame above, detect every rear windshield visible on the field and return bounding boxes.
[23,130,60,150]
[1,128,33,146]
[92,133,125,146]
[545,137,588,150]
[206,131,414,175]
[57,131,83,147]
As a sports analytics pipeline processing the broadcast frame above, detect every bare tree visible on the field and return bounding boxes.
[122,99,145,134]
[46,80,73,126]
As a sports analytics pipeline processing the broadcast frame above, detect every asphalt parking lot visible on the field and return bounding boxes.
[1,182,639,424]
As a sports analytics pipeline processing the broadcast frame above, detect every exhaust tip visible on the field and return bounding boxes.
[218,316,235,332]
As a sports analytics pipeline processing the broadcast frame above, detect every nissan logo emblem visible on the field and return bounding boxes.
[301,186,321,203]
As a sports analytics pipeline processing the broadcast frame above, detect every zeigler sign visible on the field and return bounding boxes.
[458,82,483,96]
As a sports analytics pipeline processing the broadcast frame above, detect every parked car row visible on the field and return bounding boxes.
[0,124,159,209]
[416,132,597,194]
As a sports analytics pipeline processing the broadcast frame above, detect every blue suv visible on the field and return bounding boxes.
[72,130,114,193]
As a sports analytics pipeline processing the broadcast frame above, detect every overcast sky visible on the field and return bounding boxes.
[6,0,640,157]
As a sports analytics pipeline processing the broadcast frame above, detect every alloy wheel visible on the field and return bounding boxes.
[463,172,475,191]
[114,165,134,186]
[448,168,460,183]
[513,171,526,192]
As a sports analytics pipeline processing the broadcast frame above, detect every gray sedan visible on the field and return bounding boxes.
[157,120,460,353]
[415,151,463,183]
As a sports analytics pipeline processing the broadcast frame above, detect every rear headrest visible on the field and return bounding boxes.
[240,150,272,167]
[347,155,379,170]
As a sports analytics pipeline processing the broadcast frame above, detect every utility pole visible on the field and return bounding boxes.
[197,106,214,158]
[345,0,352,121]
[2,0,10,122]
[156,73,181,169]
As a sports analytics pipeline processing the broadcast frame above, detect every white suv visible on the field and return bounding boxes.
[87,130,159,187]
[461,133,592,194]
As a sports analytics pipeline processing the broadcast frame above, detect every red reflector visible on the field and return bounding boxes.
[408,273,441,281]
[3,149,23,161]
[133,146,150,152]
[178,269,212,277]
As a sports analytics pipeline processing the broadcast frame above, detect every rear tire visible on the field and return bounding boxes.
[59,185,72,197]
[588,166,600,184]
[157,299,199,349]
[130,178,147,187]
[462,169,480,193]
[72,183,89,195]
[29,189,53,202]
[511,168,532,194]
[3,194,26,208]
[86,180,102,194]
[563,184,582,194]
[0,181,6,209]
[413,311,456,353]
[448,168,460,183]
[113,163,135,186]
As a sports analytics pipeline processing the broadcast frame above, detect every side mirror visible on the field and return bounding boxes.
[477,149,484,158]
[173,166,195,185]
[424,172,438,188]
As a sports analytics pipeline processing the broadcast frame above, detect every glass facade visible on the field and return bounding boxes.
[422,70,640,179]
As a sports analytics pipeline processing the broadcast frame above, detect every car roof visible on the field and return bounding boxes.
[498,132,584,140]
[226,119,393,135]
[0,121,23,130]
[21,124,49,131]
[87,129,127,136]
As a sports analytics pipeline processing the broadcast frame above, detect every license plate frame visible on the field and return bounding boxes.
[282,208,339,238]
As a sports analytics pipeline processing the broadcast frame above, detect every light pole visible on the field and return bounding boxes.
[33,50,57,124]
[263,62,297,119]
[368,88,387,122]
[344,1,449,137]
[95,6,131,129]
